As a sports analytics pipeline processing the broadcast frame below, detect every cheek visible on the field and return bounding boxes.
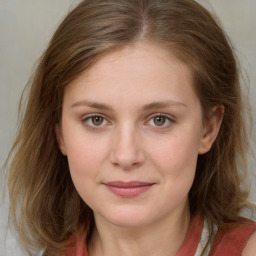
[63,129,110,193]
[149,132,200,189]
[66,140,106,175]
[150,132,200,169]
[63,120,109,167]
[65,141,106,208]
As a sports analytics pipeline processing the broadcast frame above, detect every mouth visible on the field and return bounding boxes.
[103,181,155,198]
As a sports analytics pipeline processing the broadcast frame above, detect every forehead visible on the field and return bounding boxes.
[63,42,198,109]
[87,42,191,80]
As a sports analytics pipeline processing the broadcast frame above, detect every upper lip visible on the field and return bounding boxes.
[103,181,155,188]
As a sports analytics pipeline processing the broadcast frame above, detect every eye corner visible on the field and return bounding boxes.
[145,113,175,128]
[81,114,111,129]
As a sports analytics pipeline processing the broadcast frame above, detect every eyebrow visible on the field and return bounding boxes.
[71,99,187,111]
[141,101,187,111]
[71,100,113,111]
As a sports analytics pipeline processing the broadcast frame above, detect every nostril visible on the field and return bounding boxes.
[109,129,146,170]
[110,152,146,171]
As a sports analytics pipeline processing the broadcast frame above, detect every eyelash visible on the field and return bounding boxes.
[81,113,175,129]
[146,113,174,128]
[81,114,110,129]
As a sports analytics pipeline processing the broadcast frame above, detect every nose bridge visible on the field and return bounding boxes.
[110,122,145,170]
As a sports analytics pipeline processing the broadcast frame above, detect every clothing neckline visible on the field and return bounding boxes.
[176,214,204,256]
[79,214,204,256]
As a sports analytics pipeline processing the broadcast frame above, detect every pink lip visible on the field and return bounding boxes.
[103,181,155,197]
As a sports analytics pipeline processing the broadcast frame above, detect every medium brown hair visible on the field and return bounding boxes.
[6,0,250,255]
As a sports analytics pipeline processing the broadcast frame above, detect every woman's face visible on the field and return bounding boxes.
[56,42,219,228]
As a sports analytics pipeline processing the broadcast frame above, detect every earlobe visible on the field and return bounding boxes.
[198,105,224,155]
[55,123,67,155]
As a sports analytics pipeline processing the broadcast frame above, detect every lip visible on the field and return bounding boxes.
[103,181,155,197]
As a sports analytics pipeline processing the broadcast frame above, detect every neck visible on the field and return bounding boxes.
[88,202,190,256]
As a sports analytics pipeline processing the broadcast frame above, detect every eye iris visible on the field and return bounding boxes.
[154,116,166,126]
[92,116,103,126]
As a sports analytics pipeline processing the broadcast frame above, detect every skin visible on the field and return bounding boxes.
[56,42,224,256]
[243,231,256,256]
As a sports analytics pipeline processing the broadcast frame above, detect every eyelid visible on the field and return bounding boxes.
[81,113,111,128]
[81,113,104,121]
[80,112,175,129]
[145,113,175,127]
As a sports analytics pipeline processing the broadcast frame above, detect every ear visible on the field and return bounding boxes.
[198,105,224,155]
[55,123,67,155]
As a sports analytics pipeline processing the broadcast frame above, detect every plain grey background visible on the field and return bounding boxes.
[1,0,255,255]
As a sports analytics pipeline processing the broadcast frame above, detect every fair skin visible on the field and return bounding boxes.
[56,42,224,256]
[243,231,256,256]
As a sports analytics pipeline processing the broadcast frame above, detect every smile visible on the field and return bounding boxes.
[103,181,155,198]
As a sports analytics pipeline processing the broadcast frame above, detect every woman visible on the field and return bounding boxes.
[6,0,256,255]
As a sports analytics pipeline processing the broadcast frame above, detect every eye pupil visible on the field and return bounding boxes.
[92,116,103,126]
[154,116,166,126]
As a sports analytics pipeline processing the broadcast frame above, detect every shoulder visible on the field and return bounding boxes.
[242,230,256,256]
[210,219,256,256]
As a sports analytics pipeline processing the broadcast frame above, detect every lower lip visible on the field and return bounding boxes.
[105,184,154,197]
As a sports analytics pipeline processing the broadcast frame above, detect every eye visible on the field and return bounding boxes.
[147,114,173,127]
[82,115,108,127]
[153,116,166,126]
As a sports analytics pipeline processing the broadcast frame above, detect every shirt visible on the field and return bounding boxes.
[63,215,256,256]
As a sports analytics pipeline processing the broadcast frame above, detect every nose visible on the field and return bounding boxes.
[109,125,146,170]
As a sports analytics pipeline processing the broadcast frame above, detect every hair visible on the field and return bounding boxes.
[6,0,251,255]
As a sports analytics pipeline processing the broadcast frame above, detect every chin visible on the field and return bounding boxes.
[95,207,155,229]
